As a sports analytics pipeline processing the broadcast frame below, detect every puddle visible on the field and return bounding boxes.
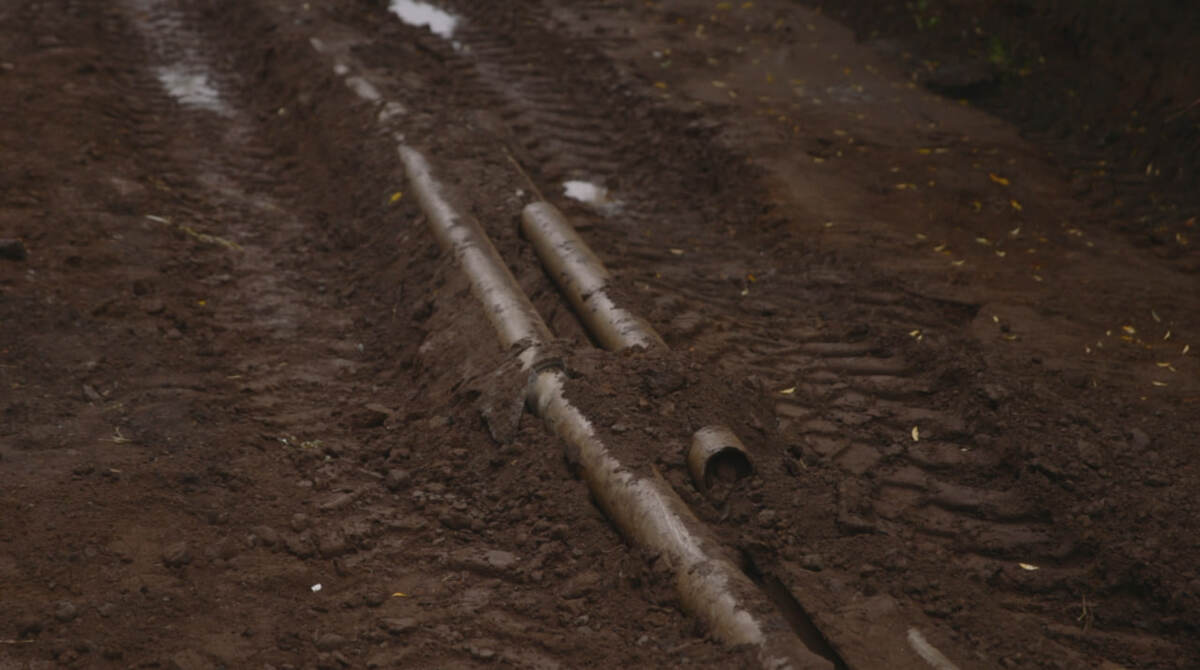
[389,0,459,39]
[156,65,231,116]
[562,180,612,206]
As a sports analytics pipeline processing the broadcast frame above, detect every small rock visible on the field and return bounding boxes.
[352,404,393,429]
[313,633,346,652]
[162,542,192,568]
[252,525,279,547]
[317,531,348,558]
[0,238,27,261]
[1076,440,1105,468]
[981,384,1009,406]
[290,513,310,532]
[385,468,411,492]
[82,384,102,402]
[560,570,601,599]
[210,536,240,561]
[284,533,314,558]
[800,554,824,572]
[17,616,44,637]
[1129,428,1151,449]
[319,491,358,512]
[485,549,518,571]
[465,639,497,660]
[439,511,472,531]
[379,617,417,636]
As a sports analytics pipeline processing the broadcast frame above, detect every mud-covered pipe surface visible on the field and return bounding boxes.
[401,147,832,669]
[400,146,551,357]
[528,370,832,670]
[521,201,665,352]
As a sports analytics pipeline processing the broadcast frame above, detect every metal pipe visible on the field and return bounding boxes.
[528,370,830,670]
[689,425,754,493]
[400,145,551,363]
[400,146,831,670]
[521,201,665,351]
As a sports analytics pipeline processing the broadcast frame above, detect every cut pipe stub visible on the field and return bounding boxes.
[689,426,754,491]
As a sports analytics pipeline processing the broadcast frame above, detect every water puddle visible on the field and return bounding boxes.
[389,0,459,39]
[155,65,231,116]
[563,180,614,207]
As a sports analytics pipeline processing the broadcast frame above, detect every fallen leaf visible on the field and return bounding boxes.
[1010,199,1023,212]
[389,191,403,204]
[911,426,920,442]
[988,173,1010,186]
[779,387,796,395]
[1018,563,1040,571]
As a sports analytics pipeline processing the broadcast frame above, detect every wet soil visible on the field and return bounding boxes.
[2,0,1198,668]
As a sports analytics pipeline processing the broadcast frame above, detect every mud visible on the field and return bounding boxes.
[2,0,1198,668]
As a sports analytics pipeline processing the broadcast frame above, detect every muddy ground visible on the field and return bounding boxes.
[2,0,1198,668]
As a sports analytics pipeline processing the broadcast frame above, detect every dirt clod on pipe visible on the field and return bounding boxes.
[401,146,832,670]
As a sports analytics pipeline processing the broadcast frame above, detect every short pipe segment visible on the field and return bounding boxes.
[689,425,755,493]
[521,201,666,352]
[401,147,832,670]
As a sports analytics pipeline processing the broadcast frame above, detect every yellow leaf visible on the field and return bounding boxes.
[988,173,1010,186]
[911,426,920,442]
[389,191,404,204]
[779,387,796,395]
[1151,381,1168,387]
[653,81,668,89]
[1018,563,1040,571]
[1122,325,1137,335]
[392,592,409,598]
[1010,199,1023,211]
